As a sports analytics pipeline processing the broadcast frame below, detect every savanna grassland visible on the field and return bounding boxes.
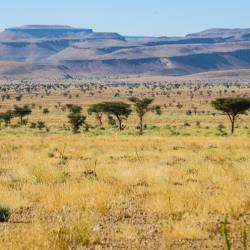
[0,78,249,249]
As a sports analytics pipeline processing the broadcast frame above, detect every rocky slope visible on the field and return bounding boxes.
[1,25,250,79]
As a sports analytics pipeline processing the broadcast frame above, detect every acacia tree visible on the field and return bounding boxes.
[14,105,32,124]
[0,110,15,126]
[129,97,161,134]
[211,97,250,134]
[101,102,132,130]
[88,103,105,126]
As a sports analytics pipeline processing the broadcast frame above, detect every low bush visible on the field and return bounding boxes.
[0,204,11,222]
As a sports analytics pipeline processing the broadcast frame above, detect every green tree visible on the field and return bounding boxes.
[129,97,161,134]
[102,102,132,130]
[68,112,86,133]
[14,105,32,124]
[211,97,250,134]
[66,104,82,113]
[0,110,15,126]
[88,103,105,126]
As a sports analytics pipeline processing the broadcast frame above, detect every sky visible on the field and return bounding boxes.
[1,0,250,37]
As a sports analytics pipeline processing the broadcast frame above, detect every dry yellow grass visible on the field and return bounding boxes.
[0,135,249,249]
[0,79,248,249]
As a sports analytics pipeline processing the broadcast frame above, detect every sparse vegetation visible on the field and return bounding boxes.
[0,79,249,249]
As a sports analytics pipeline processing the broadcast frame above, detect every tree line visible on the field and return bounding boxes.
[0,97,249,134]
[69,96,250,134]
[68,97,161,134]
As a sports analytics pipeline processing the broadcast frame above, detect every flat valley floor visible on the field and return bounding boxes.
[0,135,249,249]
[0,78,249,249]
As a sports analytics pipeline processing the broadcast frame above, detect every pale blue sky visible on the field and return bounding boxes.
[1,0,250,36]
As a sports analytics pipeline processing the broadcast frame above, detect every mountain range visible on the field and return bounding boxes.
[1,25,250,79]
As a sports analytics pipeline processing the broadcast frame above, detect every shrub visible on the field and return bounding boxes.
[184,122,191,127]
[218,124,226,131]
[43,108,49,114]
[68,112,86,133]
[30,122,36,129]
[36,121,46,130]
[0,205,11,222]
